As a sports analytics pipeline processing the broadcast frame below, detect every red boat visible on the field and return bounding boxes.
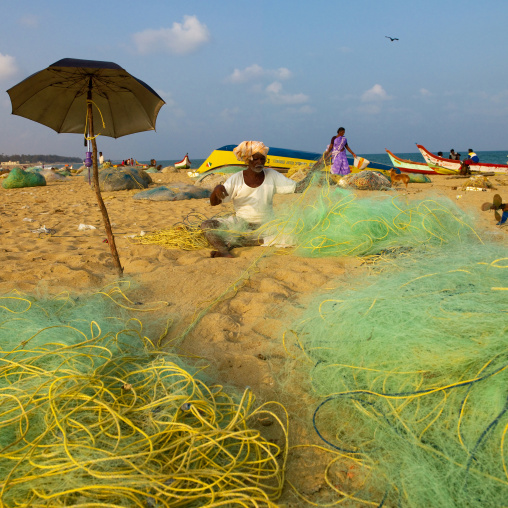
[386,149,436,175]
[175,153,191,170]
[417,144,508,175]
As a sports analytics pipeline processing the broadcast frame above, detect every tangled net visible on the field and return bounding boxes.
[337,170,391,190]
[282,243,508,506]
[0,289,288,507]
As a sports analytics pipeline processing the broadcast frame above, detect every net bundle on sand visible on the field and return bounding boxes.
[0,288,287,507]
[282,243,508,506]
[259,183,481,258]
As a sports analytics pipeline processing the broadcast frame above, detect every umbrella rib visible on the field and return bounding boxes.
[57,88,86,133]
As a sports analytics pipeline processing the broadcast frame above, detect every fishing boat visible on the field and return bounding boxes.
[385,149,439,175]
[188,144,393,178]
[175,154,191,170]
[417,144,508,175]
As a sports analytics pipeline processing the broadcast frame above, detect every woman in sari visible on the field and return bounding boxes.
[324,127,356,175]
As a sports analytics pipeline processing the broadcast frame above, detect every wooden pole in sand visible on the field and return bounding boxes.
[87,88,124,277]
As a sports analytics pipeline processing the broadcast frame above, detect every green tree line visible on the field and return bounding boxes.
[0,154,82,163]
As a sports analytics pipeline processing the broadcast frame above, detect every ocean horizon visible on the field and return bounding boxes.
[37,149,508,170]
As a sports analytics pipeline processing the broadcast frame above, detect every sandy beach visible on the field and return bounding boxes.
[1,167,507,505]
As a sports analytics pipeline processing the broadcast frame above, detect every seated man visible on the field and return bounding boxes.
[201,140,311,258]
[459,148,480,174]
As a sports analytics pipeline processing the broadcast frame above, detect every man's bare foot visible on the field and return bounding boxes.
[210,250,234,258]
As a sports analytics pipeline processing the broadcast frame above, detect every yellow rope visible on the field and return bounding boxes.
[0,290,289,507]
[84,99,106,140]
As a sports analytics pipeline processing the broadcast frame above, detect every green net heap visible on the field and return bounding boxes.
[0,290,287,507]
[284,243,508,507]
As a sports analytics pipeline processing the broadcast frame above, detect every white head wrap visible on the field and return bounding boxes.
[233,141,269,163]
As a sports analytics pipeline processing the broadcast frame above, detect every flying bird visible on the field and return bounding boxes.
[385,36,399,42]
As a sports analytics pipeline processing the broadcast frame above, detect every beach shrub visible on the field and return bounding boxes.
[2,167,46,189]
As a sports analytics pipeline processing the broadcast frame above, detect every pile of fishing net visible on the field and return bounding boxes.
[40,169,68,181]
[133,183,211,201]
[91,167,152,191]
[260,186,480,258]
[281,242,508,506]
[195,166,245,185]
[337,170,391,190]
[462,175,494,190]
[0,287,288,507]
[2,167,46,189]
[406,172,432,183]
[134,213,211,251]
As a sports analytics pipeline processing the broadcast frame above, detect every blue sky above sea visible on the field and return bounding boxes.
[1,0,508,161]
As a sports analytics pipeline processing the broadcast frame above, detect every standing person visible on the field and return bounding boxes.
[201,140,312,258]
[324,127,356,175]
[99,152,104,165]
[449,149,457,160]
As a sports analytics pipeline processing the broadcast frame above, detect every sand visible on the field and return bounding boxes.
[1,167,506,503]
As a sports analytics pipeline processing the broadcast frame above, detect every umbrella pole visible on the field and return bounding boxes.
[87,100,124,277]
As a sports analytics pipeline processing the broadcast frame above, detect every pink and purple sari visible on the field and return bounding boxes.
[330,136,350,175]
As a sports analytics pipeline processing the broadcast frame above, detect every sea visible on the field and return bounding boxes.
[48,150,508,170]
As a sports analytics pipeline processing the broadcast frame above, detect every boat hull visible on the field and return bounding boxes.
[175,155,191,169]
[417,144,508,175]
[386,150,437,175]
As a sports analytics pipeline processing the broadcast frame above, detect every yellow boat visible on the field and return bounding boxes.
[188,145,322,177]
[189,144,394,179]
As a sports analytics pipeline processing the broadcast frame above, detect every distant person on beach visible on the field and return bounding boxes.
[466,149,480,163]
[437,151,443,157]
[201,140,312,258]
[449,149,460,160]
[459,149,480,175]
[324,127,356,175]
[99,152,104,165]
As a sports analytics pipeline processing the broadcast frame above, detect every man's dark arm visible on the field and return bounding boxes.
[210,184,228,206]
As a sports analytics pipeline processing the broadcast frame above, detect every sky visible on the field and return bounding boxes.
[1,0,507,161]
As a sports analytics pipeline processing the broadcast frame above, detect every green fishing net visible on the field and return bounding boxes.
[0,288,287,507]
[259,183,480,257]
[282,242,508,506]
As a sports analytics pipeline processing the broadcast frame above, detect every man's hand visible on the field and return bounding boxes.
[210,184,228,206]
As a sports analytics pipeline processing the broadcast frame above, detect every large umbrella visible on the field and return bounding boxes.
[7,58,165,276]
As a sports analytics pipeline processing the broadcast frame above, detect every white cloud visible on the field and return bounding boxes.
[338,46,352,54]
[419,88,432,97]
[0,53,18,81]
[361,84,391,102]
[226,64,292,84]
[265,81,308,105]
[133,16,210,55]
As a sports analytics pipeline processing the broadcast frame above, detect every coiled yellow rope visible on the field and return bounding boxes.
[0,290,289,507]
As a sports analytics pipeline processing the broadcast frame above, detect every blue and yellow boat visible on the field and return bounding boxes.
[189,145,322,177]
[188,144,393,178]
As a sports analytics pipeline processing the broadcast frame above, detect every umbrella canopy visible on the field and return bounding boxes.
[7,58,165,138]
